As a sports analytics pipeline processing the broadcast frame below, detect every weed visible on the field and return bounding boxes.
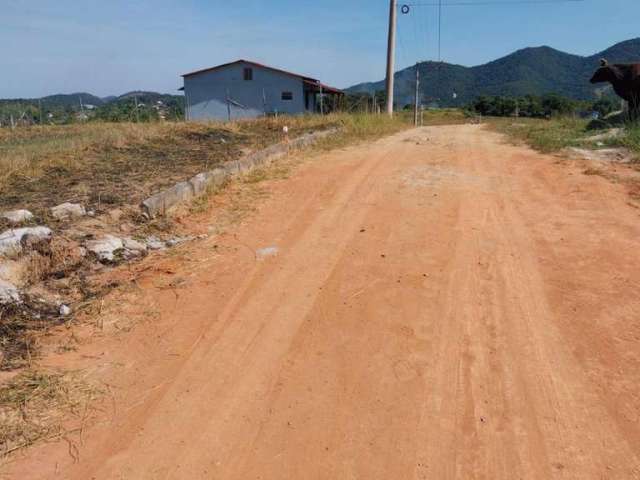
[0,369,100,456]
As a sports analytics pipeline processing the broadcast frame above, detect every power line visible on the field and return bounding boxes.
[404,0,584,6]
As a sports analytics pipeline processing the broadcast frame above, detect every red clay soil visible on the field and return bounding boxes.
[5,125,640,479]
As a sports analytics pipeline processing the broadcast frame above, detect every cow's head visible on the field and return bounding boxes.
[590,59,621,84]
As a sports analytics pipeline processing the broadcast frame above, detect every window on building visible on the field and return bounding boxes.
[243,68,253,81]
[282,91,293,101]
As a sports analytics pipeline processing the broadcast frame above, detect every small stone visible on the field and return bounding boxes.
[146,236,166,251]
[123,237,147,252]
[256,246,279,260]
[51,203,86,220]
[59,304,72,316]
[0,278,21,305]
[0,227,53,257]
[1,210,34,224]
[166,236,194,247]
[122,238,148,259]
[85,235,124,262]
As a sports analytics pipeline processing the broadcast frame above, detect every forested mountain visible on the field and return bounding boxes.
[347,39,640,107]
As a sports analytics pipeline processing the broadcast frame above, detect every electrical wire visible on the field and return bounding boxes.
[405,0,584,6]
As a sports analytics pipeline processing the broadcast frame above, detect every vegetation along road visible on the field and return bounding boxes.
[9,124,640,479]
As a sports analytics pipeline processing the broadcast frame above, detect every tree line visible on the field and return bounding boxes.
[466,94,620,119]
[0,96,185,127]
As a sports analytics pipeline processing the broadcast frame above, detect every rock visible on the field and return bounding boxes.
[166,236,194,247]
[122,238,148,259]
[1,209,34,224]
[146,236,166,251]
[0,227,53,257]
[256,246,279,260]
[51,203,86,220]
[0,278,21,305]
[59,304,72,316]
[85,235,124,262]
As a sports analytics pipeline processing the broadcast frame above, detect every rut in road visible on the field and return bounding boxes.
[9,125,640,479]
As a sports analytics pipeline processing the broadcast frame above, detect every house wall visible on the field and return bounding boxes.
[184,62,306,121]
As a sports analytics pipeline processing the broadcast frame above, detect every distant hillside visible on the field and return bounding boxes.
[41,93,107,108]
[347,38,640,106]
[0,91,184,125]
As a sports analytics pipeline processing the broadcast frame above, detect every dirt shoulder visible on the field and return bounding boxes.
[5,124,640,478]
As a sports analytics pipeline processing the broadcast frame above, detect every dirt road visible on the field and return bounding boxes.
[9,125,640,479]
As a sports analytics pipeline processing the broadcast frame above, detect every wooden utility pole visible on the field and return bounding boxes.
[385,0,397,116]
[413,64,420,126]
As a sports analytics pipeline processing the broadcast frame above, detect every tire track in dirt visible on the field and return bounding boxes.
[7,125,640,479]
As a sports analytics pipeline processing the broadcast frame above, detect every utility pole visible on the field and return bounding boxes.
[134,95,140,122]
[38,99,43,125]
[319,84,324,115]
[385,0,397,116]
[413,64,420,126]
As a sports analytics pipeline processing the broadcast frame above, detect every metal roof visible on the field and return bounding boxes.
[181,60,343,94]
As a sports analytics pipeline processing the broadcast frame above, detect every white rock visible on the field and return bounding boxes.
[0,227,53,257]
[122,238,148,259]
[256,246,279,260]
[146,236,166,251]
[123,238,147,252]
[51,203,86,220]
[0,278,21,305]
[166,236,194,247]
[59,304,72,316]
[85,235,124,262]
[1,210,34,224]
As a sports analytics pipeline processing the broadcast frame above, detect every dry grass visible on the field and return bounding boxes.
[0,111,469,216]
[0,117,340,214]
[0,369,100,456]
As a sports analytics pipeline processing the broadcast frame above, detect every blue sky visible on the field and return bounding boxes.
[1,0,638,98]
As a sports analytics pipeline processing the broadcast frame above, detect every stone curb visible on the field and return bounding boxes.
[141,128,339,218]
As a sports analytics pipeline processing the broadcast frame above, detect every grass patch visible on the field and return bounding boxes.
[618,124,640,155]
[489,117,590,153]
[489,116,640,161]
[0,369,100,456]
[0,111,469,216]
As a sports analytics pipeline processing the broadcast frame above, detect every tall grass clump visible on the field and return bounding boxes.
[619,123,640,155]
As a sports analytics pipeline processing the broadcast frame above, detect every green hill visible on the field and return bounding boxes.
[0,91,184,124]
[347,38,640,107]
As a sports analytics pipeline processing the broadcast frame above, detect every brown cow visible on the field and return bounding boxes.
[590,58,640,119]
